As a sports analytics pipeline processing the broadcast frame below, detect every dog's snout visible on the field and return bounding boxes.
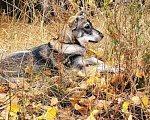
[100,32,104,38]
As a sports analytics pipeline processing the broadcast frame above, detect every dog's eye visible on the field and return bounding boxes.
[84,24,90,29]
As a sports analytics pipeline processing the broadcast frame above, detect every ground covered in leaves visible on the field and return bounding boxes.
[0,1,150,120]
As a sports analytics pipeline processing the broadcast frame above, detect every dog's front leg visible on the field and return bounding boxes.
[72,57,124,73]
[83,57,104,65]
[72,56,105,70]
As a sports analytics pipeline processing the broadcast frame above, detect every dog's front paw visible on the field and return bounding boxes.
[97,64,125,73]
[112,67,125,73]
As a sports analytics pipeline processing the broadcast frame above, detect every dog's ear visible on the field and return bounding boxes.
[61,16,78,43]
[75,11,87,17]
[67,16,78,30]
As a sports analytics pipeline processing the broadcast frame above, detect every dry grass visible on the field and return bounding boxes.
[0,1,150,119]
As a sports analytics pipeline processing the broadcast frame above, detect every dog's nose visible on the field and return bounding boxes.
[100,32,104,38]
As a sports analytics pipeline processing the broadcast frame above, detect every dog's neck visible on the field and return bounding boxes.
[48,39,86,56]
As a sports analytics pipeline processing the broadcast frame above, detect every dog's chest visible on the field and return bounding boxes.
[32,44,71,68]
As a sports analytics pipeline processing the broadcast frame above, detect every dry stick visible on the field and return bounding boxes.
[111,101,122,120]
[8,85,11,120]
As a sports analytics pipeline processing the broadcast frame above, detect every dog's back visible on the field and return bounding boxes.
[0,44,55,76]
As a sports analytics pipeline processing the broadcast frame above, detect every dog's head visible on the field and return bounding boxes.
[62,11,104,46]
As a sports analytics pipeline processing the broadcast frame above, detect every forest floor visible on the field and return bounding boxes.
[0,2,150,120]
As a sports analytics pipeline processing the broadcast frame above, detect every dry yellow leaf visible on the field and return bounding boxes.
[36,114,45,119]
[86,114,96,120]
[91,110,99,115]
[51,97,58,106]
[95,77,100,82]
[120,55,124,61]
[7,103,20,115]
[88,0,93,6]
[45,107,58,120]
[88,48,97,54]
[87,76,95,85]
[122,101,130,114]
[142,96,148,107]
[87,48,104,58]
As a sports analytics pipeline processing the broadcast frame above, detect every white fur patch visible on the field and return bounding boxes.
[50,40,86,56]
[3,51,30,59]
[77,30,101,46]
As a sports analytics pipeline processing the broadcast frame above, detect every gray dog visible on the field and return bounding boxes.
[0,11,123,77]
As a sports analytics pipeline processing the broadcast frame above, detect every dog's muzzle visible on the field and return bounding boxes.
[89,40,98,43]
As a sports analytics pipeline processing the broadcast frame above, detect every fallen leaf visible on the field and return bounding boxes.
[45,106,57,120]
[51,97,58,106]
[75,104,83,110]
[77,70,86,77]
[120,55,124,62]
[122,101,130,114]
[79,81,88,89]
[0,93,6,102]
[88,68,97,76]
[74,104,87,114]
[88,49,97,54]
[87,76,95,85]
[0,86,8,92]
[9,83,17,89]
[88,95,96,101]
[37,114,45,119]
[131,96,140,105]
[86,114,96,120]
[37,106,58,120]
[69,97,80,106]
[7,103,20,116]
[1,110,8,120]
[86,110,99,120]
[142,96,148,107]
[87,48,104,58]
[79,98,90,106]
[88,0,93,6]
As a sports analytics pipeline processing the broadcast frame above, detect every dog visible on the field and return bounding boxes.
[0,11,123,77]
